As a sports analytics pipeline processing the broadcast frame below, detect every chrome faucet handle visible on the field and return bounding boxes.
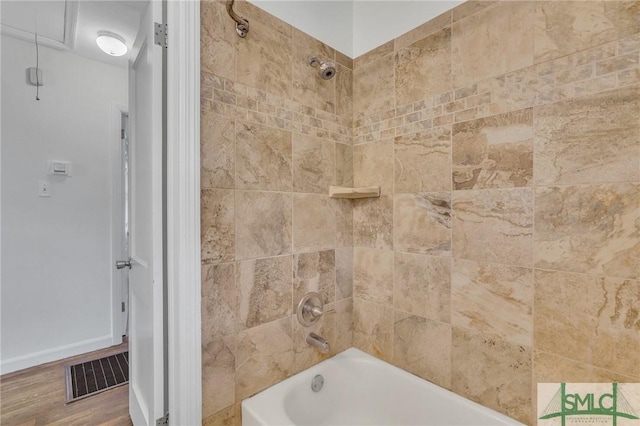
[306,304,335,317]
[297,292,331,327]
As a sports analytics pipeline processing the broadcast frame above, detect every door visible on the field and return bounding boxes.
[121,113,130,337]
[128,1,165,424]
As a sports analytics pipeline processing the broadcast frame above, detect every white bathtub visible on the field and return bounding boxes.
[242,348,525,426]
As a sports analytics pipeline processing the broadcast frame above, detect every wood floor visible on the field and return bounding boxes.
[1,343,132,426]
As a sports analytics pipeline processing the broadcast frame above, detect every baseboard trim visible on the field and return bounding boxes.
[1,335,113,375]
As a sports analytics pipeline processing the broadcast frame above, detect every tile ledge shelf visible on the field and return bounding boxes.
[329,186,381,199]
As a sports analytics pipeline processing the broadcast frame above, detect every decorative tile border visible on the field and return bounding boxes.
[354,33,640,145]
[201,73,353,145]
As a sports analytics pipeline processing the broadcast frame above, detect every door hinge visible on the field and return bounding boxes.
[156,412,169,426]
[121,302,126,312]
[121,128,125,139]
[154,22,168,48]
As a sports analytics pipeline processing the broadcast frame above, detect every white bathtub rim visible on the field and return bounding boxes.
[241,347,526,426]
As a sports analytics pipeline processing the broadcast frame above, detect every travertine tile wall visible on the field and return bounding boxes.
[200,1,354,424]
[351,1,639,424]
[202,0,639,424]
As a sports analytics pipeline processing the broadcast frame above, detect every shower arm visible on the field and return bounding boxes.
[226,0,249,38]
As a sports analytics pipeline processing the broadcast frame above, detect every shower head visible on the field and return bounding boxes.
[308,57,337,80]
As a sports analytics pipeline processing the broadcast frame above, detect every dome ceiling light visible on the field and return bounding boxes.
[96,31,127,56]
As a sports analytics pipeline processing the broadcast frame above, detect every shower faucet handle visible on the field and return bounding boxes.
[297,292,332,327]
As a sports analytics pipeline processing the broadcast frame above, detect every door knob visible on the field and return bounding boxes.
[115,260,132,269]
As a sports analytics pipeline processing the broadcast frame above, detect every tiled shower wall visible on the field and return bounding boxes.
[350,1,639,424]
[201,0,640,424]
[199,1,355,423]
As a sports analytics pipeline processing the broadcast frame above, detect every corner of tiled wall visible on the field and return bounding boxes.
[350,1,639,425]
[202,0,640,424]
[200,1,354,424]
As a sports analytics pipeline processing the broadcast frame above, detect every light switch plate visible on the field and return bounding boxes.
[38,180,52,197]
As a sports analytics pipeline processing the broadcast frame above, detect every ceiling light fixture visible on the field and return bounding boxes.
[96,31,127,56]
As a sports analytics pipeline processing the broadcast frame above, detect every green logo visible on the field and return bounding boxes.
[539,383,639,426]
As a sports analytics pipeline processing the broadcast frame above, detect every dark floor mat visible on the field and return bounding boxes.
[65,351,129,402]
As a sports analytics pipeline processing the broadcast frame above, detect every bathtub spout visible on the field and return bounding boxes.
[306,332,330,354]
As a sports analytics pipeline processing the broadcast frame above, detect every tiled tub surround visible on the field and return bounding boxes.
[351,1,640,425]
[200,1,354,424]
[201,0,640,425]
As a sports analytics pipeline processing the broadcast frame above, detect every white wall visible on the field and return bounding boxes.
[249,0,354,56]
[0,35,127,373]
[353,1,463,57]
[247,0,464,58]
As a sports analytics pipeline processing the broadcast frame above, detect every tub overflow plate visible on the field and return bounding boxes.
[311,374,324,392]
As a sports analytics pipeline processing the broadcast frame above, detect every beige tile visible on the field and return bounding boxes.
[201,0,235,80]
[534,87,640,186]
[394,252,451,323]
[353,298,393,362]
[235,191,292,260]
[235,317,293,400]
[534,269,600,368]
[202,404,239,426]
[237,255,293,329]
[202,263,237,343]
[335,64,353,120]
[202,189,235,263]
[235,121,292,191]
[293,250,335,307]
[236,18,292,99]
[394,193,452,256]
[332,198,353,248]
[353,195,393,250]
[533,350,640,385]
[533,350,595,384]
[452,1,534,88]
[592,277,640,378]
[354,40,394,70]
[395,11,452,51]
[353,54,395,121]
[535,1,640,64]
[452,328,532,424]
[353,247,393,307]
[396,28,452,106]
[596,53,639,77]
[452,109,533,190]
[334,298,354,353]
[201,110,234,189]
[293,194,336,253]
[292,134,335,194]
[393,312,452,388]
[618,33,640,55]
[534,269,640,377]
[484,67,537,115]
[202,335,235,419]
[335,247,353,300]
[452,188,533,266]
[452,259,532,346]
[354,139,394,193]
[534,184,639,279]
[335,143,353,187]
[619,68,640,87]
[395,127,452,193]
[292,29,336,113]
[452,1,497,23]
[335,50,353,69]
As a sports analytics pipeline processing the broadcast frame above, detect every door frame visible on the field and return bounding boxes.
[110,102,128,346]
[166,1,202,424]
